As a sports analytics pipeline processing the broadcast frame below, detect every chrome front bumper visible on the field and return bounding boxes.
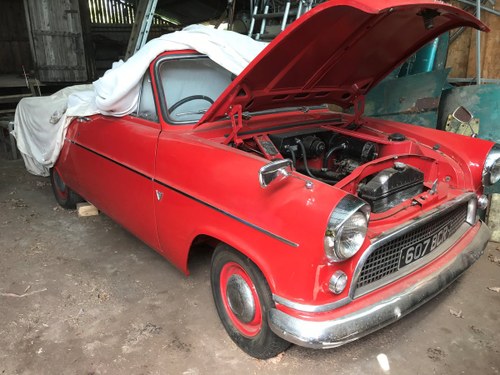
[268,222,490,349]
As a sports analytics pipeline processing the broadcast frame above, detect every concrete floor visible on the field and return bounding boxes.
[1,157,499,375]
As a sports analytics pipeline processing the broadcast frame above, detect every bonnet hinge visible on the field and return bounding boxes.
[224,104,244,145]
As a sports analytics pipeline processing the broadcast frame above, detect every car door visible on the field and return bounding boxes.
[152,54,234,269]
[72,71,161,250]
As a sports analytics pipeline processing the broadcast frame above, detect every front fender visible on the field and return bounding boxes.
[154,131,350,304]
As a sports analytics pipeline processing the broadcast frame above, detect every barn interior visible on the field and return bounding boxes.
[0,0,499,374]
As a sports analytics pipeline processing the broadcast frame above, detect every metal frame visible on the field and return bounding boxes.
[248,0,317,40]
[456,0,500,16]
[476,0,481,85]
[449,78,500,84]
[125,0,159,60]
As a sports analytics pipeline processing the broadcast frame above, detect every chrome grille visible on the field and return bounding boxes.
[356,203,468,290]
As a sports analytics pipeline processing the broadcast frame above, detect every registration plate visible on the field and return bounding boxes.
[399,224,453,268]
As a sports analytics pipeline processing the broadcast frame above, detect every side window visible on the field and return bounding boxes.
[135,71,158,122]
[158,57,233,124]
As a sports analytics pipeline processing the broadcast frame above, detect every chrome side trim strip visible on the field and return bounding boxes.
[69,139,299,248]
[154,180,299,248]
[70,140,152,180]
[268,222,490,349]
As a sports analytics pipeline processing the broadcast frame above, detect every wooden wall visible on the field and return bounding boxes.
[0,0,33,75]
[447,2,500,80]
[91,24,172,77]
[0,0,174,79]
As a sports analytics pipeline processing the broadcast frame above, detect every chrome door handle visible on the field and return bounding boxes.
[78,116,91,122]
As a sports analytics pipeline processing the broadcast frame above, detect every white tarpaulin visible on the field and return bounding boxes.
[13,24,268,176]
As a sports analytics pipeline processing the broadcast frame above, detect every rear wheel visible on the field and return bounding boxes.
[211,244,290,359]
[50,168,83,209]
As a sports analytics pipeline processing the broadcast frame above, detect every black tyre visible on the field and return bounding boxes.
[211,244,290,359]
[50,167,83,209]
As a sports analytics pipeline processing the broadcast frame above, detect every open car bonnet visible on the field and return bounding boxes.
[197,0,486,126]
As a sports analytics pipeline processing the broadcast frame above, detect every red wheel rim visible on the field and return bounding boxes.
[219,262,263,337]
[53,168,68,200]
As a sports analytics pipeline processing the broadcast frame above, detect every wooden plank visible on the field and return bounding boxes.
[0,109,16,115]
[489,194,500,243]
[77,202,99,217]
[447,27,472,78]
[0,94,32,104]
[0,0,32,74]
[447,1,499,81]
[466,10,500,80]
[25,0,88,82]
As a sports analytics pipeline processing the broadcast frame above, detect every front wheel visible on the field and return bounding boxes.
[211,244,290,359]
[50,167,83,209]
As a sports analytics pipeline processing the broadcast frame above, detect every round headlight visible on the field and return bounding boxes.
[478,194,489,210]
[324,195,370,262]
[482,144,500,186]
[489,158,500,185]
[337,212,368,259]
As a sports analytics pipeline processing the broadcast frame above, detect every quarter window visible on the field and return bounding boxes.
[135,71,159,122]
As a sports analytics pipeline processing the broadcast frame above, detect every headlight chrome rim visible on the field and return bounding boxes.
[337,211,368,259]
[329,270,348,294]
[477,194,489,210]
[482,144,500,186]
[324,195,370,263]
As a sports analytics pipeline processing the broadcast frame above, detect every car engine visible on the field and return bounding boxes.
[268,128,379,184]
[358,163,424,213]
[242,127,427,212]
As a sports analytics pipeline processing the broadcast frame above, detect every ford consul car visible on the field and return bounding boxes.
[48,0,498,359]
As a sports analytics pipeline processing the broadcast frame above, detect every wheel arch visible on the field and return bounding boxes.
[186,231,278,293]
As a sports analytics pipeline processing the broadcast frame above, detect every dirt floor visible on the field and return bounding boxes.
[1,157,499,375]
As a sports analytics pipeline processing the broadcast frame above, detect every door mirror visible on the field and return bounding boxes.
[452,106,473,124]
[259,159,293,188]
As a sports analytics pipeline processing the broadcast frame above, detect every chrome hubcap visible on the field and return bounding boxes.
[226,274,255,323]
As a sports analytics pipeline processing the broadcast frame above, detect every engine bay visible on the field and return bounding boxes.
[237,126,434,213]
[267,128,379,184]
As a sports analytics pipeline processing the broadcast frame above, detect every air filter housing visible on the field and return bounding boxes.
[358,163,424,213]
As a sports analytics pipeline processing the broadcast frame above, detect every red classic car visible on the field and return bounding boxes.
[49,0,499,359]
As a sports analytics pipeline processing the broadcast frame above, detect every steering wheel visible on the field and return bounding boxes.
[168,95,214,114]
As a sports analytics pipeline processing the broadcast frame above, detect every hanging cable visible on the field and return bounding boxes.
[322,142,347,170]
[296,138,316,178]
[287,145,297,168]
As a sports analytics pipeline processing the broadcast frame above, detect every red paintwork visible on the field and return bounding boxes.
[53,1,494,326]
[200,0,487,123]
[220,262,263,336]
[72,115,161,250]
[277,220,482,321]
